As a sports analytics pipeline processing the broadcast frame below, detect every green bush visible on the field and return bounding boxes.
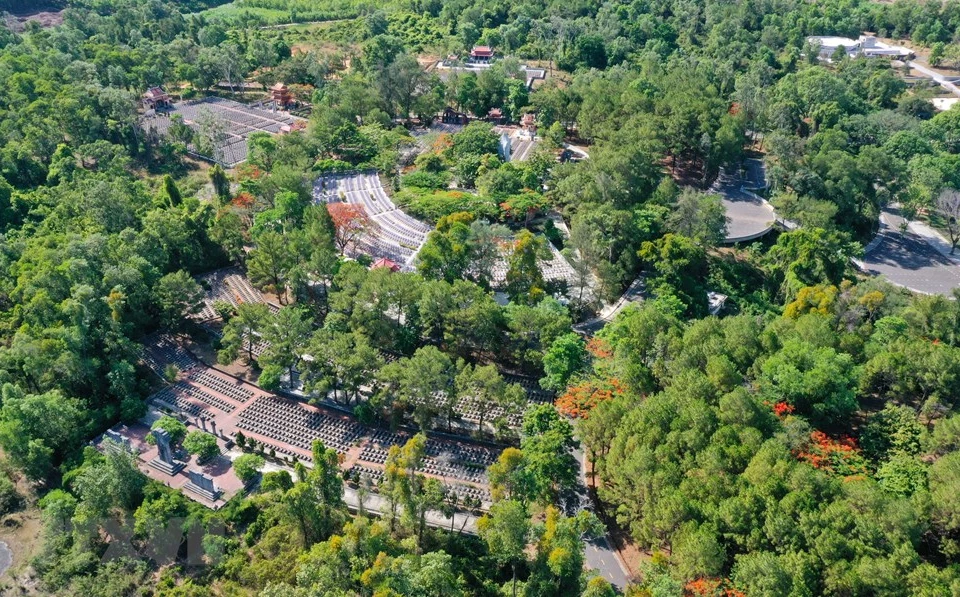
[0,474,21,515]
[393,188,498,223]
[401,170,450,190]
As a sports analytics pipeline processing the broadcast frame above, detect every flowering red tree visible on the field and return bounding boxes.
[795,430,868,477]
[231,191,255,209]
[327,203,373,255]
[556,376,625,419]
[586,337,613,359]
[685,578,745,597]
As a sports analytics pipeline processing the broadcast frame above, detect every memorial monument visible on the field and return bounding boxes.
[148,428,186,475]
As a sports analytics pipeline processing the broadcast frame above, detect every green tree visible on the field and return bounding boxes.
[210,164,231,203]
[665,189,727,247]
[154,270,204,332]
[258,306,313,387]
[183,431,220,461]
[759,338,858,425]
[161,175,182,207]
[638,233,710,317]
[233,453,265,484]
[478,499,530,597]
[541,333,587,392]
[0,384,87,480]
[150,416,187,446]
[218,302,270,364]
[765,228,859,299]
[505,230,548,304]
[248,230,296,304]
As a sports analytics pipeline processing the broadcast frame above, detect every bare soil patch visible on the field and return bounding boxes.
[3,9,64,31]
[0,508,43,593]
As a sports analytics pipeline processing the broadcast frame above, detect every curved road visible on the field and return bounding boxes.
[711,160,777,243]
[859,207,960,295]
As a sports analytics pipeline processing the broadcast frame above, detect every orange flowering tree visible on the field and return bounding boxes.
[685,577,746,597]
[555,337,622,418]
[795,430,869,477]
[231,191,255,209]
[327,203,373,255]
[556,377,625,419]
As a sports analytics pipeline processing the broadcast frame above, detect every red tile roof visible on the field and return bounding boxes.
[372,258,400,272]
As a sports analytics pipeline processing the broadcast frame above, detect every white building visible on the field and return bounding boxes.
[807,35,913,61]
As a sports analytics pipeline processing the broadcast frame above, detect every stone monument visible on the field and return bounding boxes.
[148,428,185,475]
[103,429,134,453]
[184,469,220,501]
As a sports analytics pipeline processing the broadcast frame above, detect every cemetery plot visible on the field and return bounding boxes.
[490,238,588,297]
[140,97,304,167]
[313,171,432,267]
[187,368,254,403]
[140,334,199,377]
[140,335,509,511]
[194,267,278,321]
[151,381,237,417]
[349,464,492,505]
[409,381,553,431]
[358,429,498,485]
[235,395,365,455]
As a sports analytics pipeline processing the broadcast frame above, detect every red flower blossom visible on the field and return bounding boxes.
[555,377,625,418]
[772,401,795,417]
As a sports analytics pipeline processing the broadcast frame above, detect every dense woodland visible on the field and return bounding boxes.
[0,0,959,595]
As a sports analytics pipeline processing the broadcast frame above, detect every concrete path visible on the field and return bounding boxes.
[574,276,646,335]
[342,484,480,534]
[908,61,960,98]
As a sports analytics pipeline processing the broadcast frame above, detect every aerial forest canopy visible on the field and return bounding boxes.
[0,0,958,595]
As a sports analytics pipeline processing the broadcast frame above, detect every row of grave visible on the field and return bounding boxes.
[312,172,430,265]
[235,395,364,454]
[193,267,279,322]
[358,428,496,485]
[147,386,500,487]
[348,464,491,504]
[143,333,553,434]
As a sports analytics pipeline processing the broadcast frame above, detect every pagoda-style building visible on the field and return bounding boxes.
[270,82,292,108]
[470,46,494,63]
[142,86,171,110]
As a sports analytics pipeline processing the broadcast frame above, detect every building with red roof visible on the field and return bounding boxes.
[372,258,401,272]
[470,46,494,63]
[270,82,292,108]
[142,86,171,109]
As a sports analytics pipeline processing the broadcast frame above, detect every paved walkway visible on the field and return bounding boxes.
[343,484,480,534]
[574,277,646,335]
[858,207,960,295]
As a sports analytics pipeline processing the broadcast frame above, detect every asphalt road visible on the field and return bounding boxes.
[908,61,960,97]
[711,163,777,243]
[861,209,960,295]
[573,447,632,591]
